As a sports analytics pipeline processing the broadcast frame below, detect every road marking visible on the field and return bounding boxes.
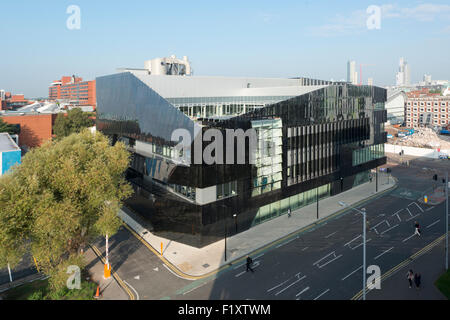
[295,286,310,298]
[402,234,417,243]
[162,264,195,281]
[275,237,297,249]
[392,209,403,222]
[426,219,440,229]
[182,281,209,295]
[406,214,421,222]
[351,239,372,250]
[314,253,343,269]
[302,247,309,251]
[409,202,424,213]
[254,253,265,260]
[342,265,362,281]
[123,280,140,300]
[274,276,306,296]
[380,224,399,235]
[235,261,261,277]
[426,206,435,212]
[374,247,394,260]
[314,289,330,300]
[267,279,291,293]
[325,231,338,239]
[344,235,361,247]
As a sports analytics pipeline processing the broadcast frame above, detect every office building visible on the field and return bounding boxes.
[49,75,96,108]
[396,58,411,86]
[96,58,387,247]
[347,61,358,85]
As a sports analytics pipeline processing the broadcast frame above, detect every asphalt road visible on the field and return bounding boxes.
[2,155,448,300]
[91,155,449,300]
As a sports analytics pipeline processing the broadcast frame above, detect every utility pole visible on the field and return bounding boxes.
[316,187,319,220]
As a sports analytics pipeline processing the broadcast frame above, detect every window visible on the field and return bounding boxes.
[217,181,237,200]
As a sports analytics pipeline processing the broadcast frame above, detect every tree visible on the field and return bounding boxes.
[53,108,94,139]
[0,129,132,291]
[0,117,20,135]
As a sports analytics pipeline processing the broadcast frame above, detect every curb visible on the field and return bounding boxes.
[89,244,135,300]
[124,179,399,280]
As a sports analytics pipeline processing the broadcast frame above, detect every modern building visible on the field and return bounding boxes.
[347,61,358,85]
[0,133,21,175]
[49,76,96,108]
[96,60,387,247]
[405,88,450,128]
[396,57,410,86]
[385,89,407,125]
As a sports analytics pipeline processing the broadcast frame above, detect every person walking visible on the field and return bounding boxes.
[246,255,254,273]
[407,270,414,288]
[414,273,422,290]
[414,221,422,236]
[287,208,292,218]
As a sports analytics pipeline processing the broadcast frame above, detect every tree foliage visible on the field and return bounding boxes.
[0,130,132,290]
[0,117,20,135]
[53,108,94,139]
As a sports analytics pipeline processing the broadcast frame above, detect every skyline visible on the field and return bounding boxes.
[1,0,450,97]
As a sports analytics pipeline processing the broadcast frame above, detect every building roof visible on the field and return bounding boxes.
[126,70,327,99]
[0,133,20,153]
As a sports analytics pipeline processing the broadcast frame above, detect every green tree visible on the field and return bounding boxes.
[53,108,93,139]
[0,129,132,291]
[0,117,20,135]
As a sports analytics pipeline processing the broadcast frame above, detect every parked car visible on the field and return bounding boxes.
[438,154,449,160]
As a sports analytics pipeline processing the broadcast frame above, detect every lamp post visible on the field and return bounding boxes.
[233,214,238,234]
[339,201,367,300]
[220,204,228,262]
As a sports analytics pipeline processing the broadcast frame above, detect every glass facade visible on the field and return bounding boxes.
[96,72,387,248]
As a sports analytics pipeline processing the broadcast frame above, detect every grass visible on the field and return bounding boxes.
[3,276,97,300]
[435,269,450,300]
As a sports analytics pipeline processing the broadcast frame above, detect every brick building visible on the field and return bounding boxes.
[49,75,96,108]
[405,88,450,128]
[0,90,31,110]
[0,113,57,150]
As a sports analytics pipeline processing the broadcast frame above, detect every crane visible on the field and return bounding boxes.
[359,64,375,86]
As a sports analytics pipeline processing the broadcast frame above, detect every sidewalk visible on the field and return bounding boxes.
[367,239,448,300]
[84,247,129,300]
[119,177,397,277]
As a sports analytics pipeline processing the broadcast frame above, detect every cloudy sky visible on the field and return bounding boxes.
[1,0,449,97]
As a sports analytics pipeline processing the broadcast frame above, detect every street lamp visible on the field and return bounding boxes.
[233,214,238,234]
[220,204,228,262]
[339,201,367,300]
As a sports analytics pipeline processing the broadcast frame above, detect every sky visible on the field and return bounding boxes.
[1,0,450,97]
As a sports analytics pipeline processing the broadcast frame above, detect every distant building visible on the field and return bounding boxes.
[396,58,410,86]
[0,133,21,175]
[0,90,31,110]
[347,61,358,85]
[368,78,373,86]
[385,89,407,125]
[405,88,450,128]
[49,75,96,109]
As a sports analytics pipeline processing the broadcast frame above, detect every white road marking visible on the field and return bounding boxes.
[344,235,362,247]
[123,280,140,300]
[325,231,338,239]
[426,206,435,212]
[406,214,421,222]
[314,289,330,300]
[254,253,264,260]
[302,247,309,251]
[235,261,261,277]
[182,281,209,295]
[317,254,343,269]
[402,234,417,243]
[267,279,291,293]
[409,202,424,213]
[295,286,310,297]
[275,237,297,249]
[274,276,306,296]
[426,219,441,229]
[342,265,362,281]
[374,247,394,260]
[380,224,399,235]
[351,238,372,250]
[392,209,403,222]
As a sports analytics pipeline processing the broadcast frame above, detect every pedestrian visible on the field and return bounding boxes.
[407,270,414,288]
[414,221,422,236]
[287,208,292,218]
[414,273,421,290]
[246,255,254,273]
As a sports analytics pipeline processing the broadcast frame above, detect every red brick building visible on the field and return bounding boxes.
[0,91,31,110]
[0,113,57,150]
[49,75,96,108]
[405,88,450,128]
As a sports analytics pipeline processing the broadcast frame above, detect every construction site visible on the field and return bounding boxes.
[386,125,450,150]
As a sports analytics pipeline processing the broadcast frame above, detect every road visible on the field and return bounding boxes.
[2,154,448,299]
[92,155,449,300]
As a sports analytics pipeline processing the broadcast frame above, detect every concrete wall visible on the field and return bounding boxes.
[385,144,450,159]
